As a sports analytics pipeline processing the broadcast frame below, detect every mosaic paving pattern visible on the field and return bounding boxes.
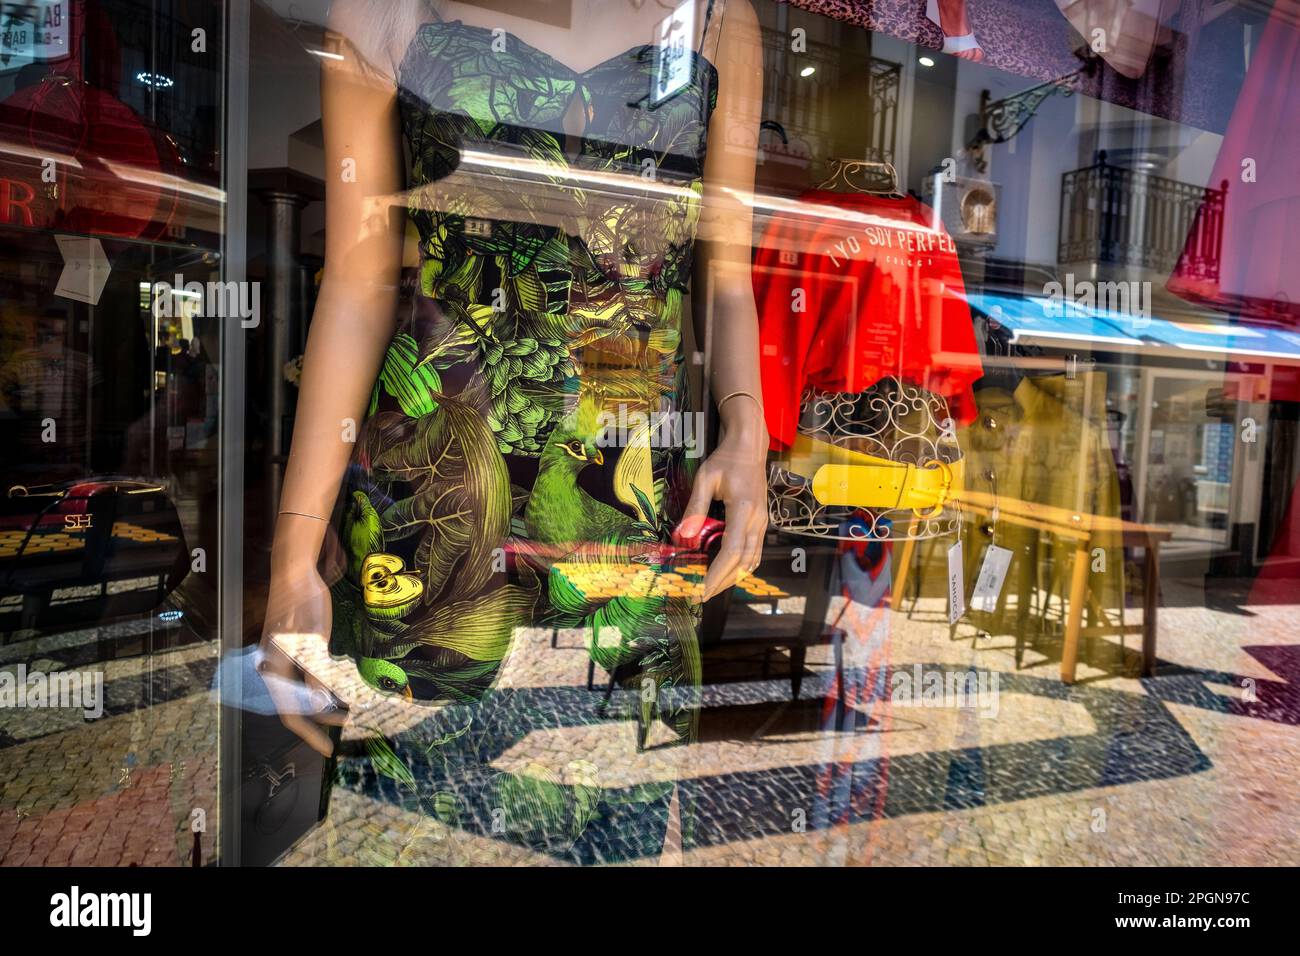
[1,570,1298,867]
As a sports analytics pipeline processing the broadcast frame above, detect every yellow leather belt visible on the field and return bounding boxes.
[780,434,964,517]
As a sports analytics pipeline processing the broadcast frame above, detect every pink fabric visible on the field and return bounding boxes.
[1167,0,1300,319]
[1168,2,1300,588]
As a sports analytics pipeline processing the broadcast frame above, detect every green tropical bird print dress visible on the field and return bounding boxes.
[325,3,727,861]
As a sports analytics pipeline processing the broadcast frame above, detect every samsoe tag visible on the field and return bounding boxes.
[970,544,1013,613]
[653,0,696,105]
[947,540,965,624]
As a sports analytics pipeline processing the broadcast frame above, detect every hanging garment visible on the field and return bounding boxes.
[752,189,983,452]
[325,4,728,862]
[1166,0,1300,320]
[957,374,1126,635]
[810,520,893,862]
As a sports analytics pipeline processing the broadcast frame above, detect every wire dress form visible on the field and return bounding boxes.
[768,377,964,541]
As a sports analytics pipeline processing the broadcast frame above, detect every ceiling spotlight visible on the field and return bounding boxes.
[918,56,936,67]
[800,66,816,77]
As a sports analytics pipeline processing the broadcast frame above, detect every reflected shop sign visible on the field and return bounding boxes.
[0,0,70,71]
[0,173,38,225]
[0,144,182,242]
[0,0,186,240]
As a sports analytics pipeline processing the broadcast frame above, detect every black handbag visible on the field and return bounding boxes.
[0,477,190,630]
[234,707,340,866]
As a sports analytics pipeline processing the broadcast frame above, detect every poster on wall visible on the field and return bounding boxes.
[777,0,1259,132]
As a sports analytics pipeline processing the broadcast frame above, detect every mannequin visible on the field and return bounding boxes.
[257,0,765,862]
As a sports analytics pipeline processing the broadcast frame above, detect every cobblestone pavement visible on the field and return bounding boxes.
[0,619,217,866]
[2,569,1299,866]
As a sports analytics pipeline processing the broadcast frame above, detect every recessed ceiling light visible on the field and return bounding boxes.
[918,56,936,67]
[135,71,174,88]
[800,66,816,77]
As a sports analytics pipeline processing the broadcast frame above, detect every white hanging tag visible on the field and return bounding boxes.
[970,544,1013,614]
[653,0,696,105]
[947,540,965,624]
[54,235,111,305]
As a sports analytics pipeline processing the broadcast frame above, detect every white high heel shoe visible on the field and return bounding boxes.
[926,0,983,57]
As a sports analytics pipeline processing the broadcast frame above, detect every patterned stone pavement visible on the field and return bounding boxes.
[2,566,1298,866]
[0,619,217,866]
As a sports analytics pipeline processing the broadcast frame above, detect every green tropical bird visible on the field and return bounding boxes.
[354,584,537,702]
[525,395,630,547]
[343,490,385,581]
[356,657,413,699]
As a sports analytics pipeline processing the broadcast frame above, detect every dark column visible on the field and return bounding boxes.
[249,169,324,534]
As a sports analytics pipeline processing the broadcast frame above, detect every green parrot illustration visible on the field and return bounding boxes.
[357,657,413,698]
[343,490,385,581]
[525,395,629,547]
[354,583,538,702]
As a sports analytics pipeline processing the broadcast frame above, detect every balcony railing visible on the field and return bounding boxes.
[1058,151,1227,282]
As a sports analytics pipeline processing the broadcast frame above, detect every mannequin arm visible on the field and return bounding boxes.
[682,0,769,599]
[270,24,407,577]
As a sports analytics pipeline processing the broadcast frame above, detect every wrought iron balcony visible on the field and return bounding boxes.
[1058,151,1227,282]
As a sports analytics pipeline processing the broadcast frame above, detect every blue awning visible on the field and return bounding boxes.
[963,291,1300,366]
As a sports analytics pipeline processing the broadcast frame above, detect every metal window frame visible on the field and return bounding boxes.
[217,0,251,868]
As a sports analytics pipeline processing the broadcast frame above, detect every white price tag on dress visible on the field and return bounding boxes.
[970,544,1013,614]
[652,0,696,105]
[947,540,965,624]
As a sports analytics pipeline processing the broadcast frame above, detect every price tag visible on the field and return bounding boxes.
[970,544,1013,614]
[54,235,111,305]
[652,0,696,106]
[947,540,965,624]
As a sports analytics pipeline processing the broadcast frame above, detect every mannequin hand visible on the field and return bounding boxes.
[678,422,769,602]
[258,562,346,756]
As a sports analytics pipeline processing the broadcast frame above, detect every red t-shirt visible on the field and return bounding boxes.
[752,190,982,450]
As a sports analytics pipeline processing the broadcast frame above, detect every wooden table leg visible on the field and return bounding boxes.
[1060,538,1091,683]
[1142,540,1159,677]
[890,533,918,610]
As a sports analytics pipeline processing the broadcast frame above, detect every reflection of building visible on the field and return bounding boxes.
[1059,150,1227,280]
[932,45,1298,581]
[757,12,901,183]
[0,0,226,634]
